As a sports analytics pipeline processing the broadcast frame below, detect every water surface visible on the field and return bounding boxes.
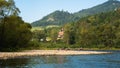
[0,50,120,68]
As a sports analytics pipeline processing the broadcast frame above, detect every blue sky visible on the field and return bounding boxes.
[14,0,111,23]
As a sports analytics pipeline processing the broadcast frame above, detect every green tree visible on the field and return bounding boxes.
[33,30,46,42]
[63,23,76,45]
[50,28,59,43]
[0,15,32,51]
[0,0,32,51]
[0,0,20,50]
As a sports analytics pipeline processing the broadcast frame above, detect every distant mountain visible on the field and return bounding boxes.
[31,0,120,27]
[31,11,79,26]
[74,0,120,18]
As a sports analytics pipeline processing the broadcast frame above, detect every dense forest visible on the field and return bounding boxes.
[67,9,120,48]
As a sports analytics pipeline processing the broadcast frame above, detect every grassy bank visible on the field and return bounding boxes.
[24,41,120,51]
[1,41,119,52]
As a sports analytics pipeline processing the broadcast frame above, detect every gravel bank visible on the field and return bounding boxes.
[0,50,110,59]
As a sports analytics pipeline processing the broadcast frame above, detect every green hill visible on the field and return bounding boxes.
[31,10,78,26]
[31,0,120,27]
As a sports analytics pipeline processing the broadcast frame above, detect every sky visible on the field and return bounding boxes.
[14,0,110,23]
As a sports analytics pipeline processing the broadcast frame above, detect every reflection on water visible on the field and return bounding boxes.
[0,56,68,68]
[0,58,30,68]
[0,51,120,68]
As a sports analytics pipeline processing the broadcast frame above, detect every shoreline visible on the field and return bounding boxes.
[0,50,110,59]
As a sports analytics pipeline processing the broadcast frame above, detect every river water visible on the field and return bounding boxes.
[0,50,120,68]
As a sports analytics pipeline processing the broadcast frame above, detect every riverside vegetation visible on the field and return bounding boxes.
[32,9,120,50]
[0,0,120,52]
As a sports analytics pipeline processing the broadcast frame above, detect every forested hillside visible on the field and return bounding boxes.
[63,9,120,48]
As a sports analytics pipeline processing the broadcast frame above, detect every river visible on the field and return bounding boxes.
[0,50,120,68]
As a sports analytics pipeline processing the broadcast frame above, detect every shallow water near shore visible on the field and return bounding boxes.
[0,50,120,68]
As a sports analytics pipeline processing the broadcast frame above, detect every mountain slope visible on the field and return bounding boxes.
[32,11,78,26]
[74,0,120,18]
[31,0,120,27]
